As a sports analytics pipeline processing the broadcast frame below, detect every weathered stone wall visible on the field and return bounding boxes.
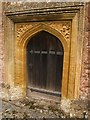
[0,3,4,84]
[0,2,5,99]
[80,2,90,100]
[1,2,90,101]
[0,3,10,100]
[4,2,84,12]
[0,2,90,118]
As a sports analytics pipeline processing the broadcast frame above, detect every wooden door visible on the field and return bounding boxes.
[26,31,64,96]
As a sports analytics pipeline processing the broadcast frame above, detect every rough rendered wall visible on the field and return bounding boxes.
[80,2,90,100]
[0,3,6,99]
[0,3,4,85]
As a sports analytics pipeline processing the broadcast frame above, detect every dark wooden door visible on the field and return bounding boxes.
[26,31,64,96]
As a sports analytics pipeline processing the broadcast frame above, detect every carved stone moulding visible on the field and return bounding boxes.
[16,21,71,41]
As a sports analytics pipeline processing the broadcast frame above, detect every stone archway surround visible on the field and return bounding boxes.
[15,22,70,100]
[4,5,84,100]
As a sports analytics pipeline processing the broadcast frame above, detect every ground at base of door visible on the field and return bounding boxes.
[1,97,90,119]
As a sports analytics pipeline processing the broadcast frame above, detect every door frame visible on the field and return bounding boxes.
[15,23,70,99]
[4,4,84,100]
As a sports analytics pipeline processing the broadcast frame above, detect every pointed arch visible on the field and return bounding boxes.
[15,23,70,99]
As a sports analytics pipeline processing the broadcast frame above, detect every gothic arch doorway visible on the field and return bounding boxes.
[26,31,64,98]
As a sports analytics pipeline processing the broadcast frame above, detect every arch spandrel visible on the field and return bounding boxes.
[16,23,70,52]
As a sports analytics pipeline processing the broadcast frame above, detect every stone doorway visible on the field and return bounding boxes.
[26,31,64,99]
[5,7,82,100]
[14,22,71,100]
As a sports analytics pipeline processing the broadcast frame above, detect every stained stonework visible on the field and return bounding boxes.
[0,3,4,84]
[0,2,90,114]
[2,2,85,101]
[0,2,90,118]
[0,3,5,100]
[5,2,84,13]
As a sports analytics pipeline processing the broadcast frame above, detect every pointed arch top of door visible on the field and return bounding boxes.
[17,23,68,52]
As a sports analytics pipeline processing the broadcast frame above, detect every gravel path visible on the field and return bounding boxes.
[1,97,67,119]
[1,97,89,119]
